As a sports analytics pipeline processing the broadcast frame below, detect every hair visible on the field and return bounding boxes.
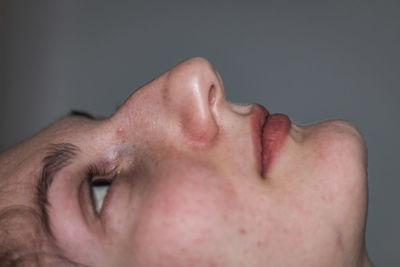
[0,205,88,267]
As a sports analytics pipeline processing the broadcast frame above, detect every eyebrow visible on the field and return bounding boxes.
[69,110,96,120]
[36,143,80,236]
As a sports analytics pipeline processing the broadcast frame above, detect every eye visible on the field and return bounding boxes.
[90,179,112,214]
[86,165,115,215]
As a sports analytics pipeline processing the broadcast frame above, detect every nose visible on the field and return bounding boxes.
[113,57,226,148]
[162,57,225,145]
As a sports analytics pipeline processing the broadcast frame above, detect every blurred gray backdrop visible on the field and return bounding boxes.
[1,0,399,266]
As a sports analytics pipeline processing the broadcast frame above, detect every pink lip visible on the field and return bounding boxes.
[251,104,291,178]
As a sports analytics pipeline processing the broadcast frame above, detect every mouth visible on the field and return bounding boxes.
[251,104,291,178]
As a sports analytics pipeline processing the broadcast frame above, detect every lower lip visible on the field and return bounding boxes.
[261,113,291,177]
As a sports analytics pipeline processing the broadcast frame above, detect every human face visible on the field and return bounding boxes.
[0,57,371,266]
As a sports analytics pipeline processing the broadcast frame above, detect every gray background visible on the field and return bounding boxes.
[1,0,399,265]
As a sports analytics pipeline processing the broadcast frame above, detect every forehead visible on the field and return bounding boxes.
[0,116,98,187]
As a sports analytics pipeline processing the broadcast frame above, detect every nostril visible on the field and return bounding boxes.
[208,84,216,107]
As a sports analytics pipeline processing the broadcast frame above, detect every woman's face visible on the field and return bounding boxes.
[0,58,370,266]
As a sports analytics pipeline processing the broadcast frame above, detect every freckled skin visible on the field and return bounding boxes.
[0,58,372,267]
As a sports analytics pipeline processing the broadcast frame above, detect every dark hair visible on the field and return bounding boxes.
[0,205,88,267]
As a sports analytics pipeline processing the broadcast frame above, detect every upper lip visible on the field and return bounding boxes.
[250,104,269,178]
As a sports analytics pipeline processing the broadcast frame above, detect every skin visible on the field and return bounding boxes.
[0,57,373,266]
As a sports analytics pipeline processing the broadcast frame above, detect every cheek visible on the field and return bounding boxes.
[124,170,243,266]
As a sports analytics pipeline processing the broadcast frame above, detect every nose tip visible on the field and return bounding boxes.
[166,57,224,97]
[164,57,225,146]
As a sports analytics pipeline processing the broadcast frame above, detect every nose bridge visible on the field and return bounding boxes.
[163,57,225,146]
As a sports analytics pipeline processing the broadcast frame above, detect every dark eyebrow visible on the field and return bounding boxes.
[36,143,80,236]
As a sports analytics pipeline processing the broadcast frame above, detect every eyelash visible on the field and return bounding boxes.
[86,164,115,216]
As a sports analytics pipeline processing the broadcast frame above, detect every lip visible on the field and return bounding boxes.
[251,104,291,178]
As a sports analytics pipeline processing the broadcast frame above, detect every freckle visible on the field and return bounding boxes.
[239,228,246,235]
[257,241,263,247]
